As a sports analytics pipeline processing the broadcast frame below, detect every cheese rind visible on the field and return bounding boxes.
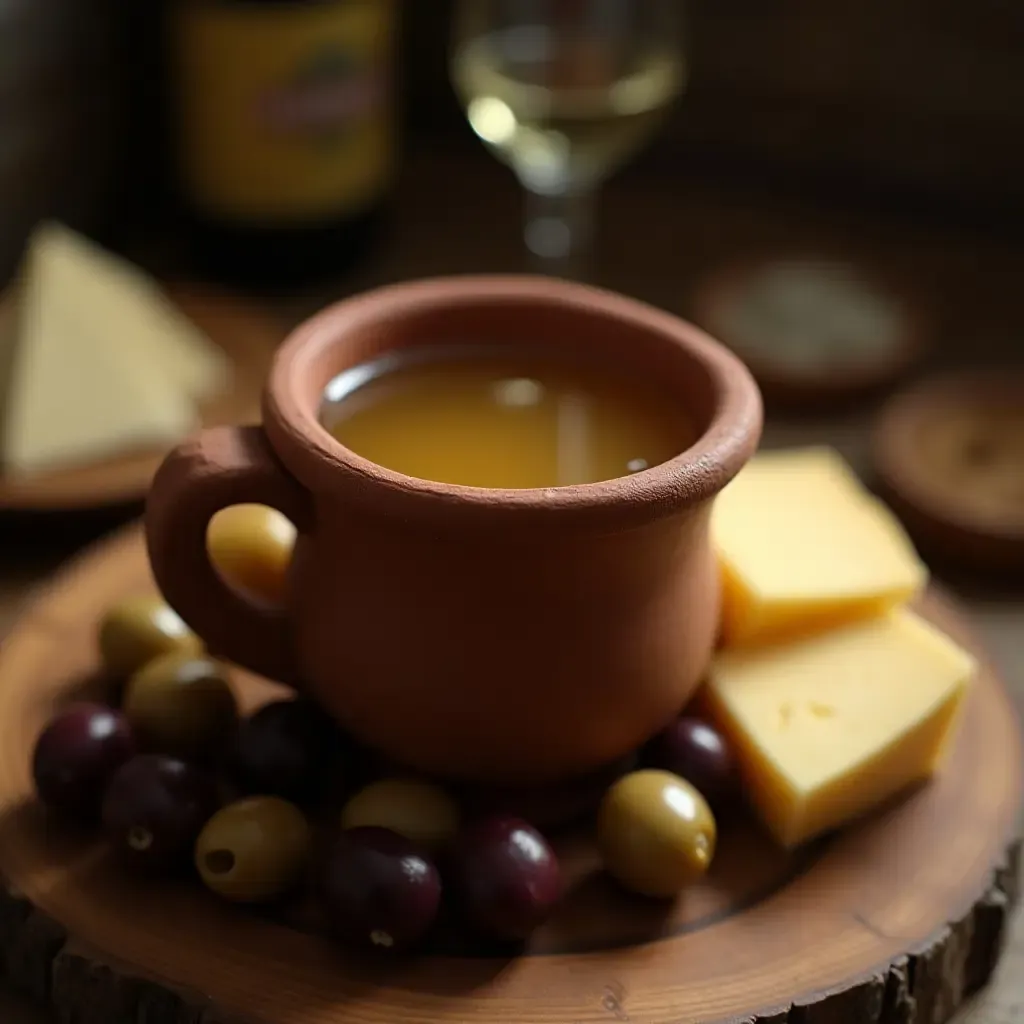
[713,446,927,646]
[704,608,975,848]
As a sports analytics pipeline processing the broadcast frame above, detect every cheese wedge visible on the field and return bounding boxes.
[3,232,200,476]
[713,447,927,646]
[23,223,229,402]
[2,223,230,477]
[704,608,975,847]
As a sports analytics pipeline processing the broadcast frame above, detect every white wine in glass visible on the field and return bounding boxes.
[451,0,685,279]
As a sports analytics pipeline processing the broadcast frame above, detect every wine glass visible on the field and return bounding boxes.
[451,0,685,280]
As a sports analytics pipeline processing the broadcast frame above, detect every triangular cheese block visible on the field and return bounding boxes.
[26,222,229,402]
[3,231,200,477]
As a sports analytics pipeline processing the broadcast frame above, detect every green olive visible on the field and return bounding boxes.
[340,779,461,852]
[195,796,310,903]
[123,652,236,758]
[597,769,716,898]
[98,595,202,679]
[207,504,296,606]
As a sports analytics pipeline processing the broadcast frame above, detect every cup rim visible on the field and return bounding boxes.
[263,275,763,530]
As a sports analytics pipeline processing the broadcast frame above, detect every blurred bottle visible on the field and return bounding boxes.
[0,0,122,285]
[171,0,398,291]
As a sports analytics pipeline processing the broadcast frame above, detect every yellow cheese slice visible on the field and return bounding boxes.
[713,446,927,646]
[23,223,229,402]
[3,232,200,477]
[704,608,975,848]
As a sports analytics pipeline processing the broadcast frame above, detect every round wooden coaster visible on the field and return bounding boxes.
[0,526,1019,1024]
[873,369,1024,574]
[691,255,928,409]
[0,285,285,511]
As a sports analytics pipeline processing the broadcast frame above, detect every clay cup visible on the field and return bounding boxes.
[145,276,762,786]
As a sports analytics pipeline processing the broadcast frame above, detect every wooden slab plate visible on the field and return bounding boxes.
[0,526,1019,1024]
[0,286,285,511]
[873,369,1024,575]
[690,254,928,411]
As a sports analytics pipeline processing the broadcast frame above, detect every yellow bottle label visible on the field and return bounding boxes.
[176,0,395,224]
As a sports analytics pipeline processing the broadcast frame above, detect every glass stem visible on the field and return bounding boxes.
[522,184,596,282]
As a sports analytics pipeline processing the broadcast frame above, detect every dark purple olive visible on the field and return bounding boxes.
[449,816,562,941]
[322,826,441,952]
[644,716,740,811]
[32,703,136,822]
[102,755,219,871]
[225,699,338,803]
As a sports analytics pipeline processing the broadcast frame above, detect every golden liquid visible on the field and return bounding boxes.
[322,348,694,489]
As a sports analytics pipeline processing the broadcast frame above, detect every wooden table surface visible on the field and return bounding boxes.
[0,148,1021,1023]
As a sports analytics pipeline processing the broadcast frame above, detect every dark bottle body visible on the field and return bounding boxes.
[171,0,397,291]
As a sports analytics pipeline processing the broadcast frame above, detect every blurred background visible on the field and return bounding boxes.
[4,0,1024,282]
[0,0,1022,583]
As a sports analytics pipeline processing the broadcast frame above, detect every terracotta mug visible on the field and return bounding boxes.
[145,276,762,786]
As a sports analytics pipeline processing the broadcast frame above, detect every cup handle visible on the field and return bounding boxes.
[145,425,313,686]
